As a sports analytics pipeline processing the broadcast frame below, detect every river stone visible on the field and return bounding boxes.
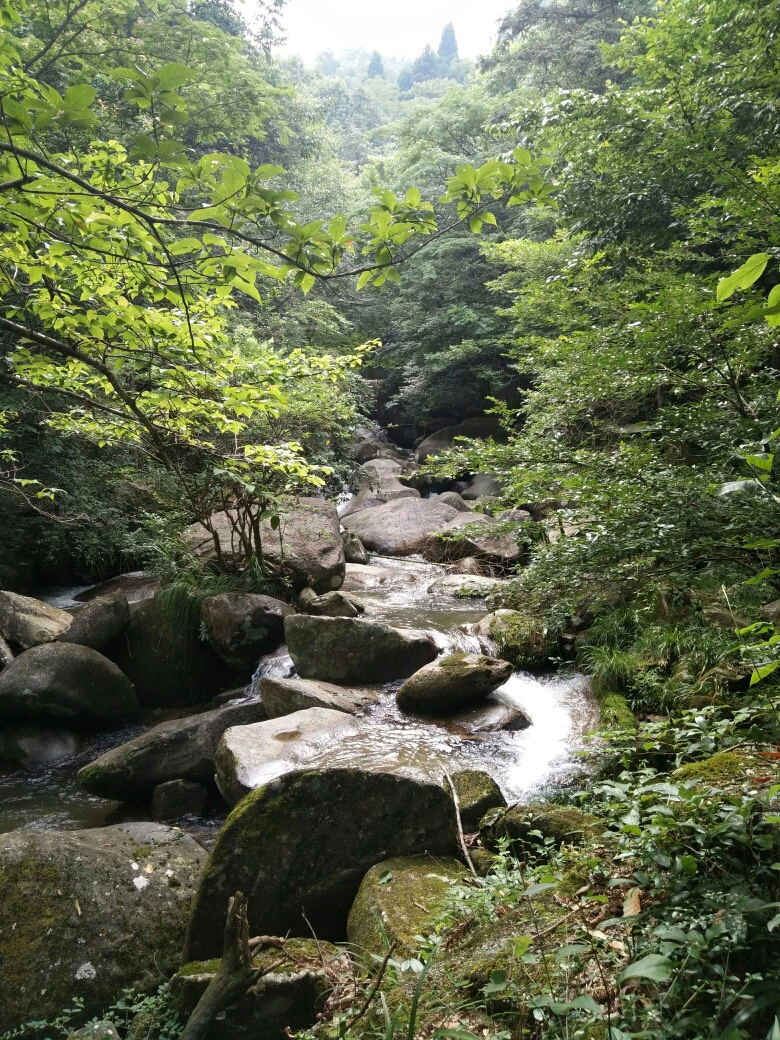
[451,557,488,575]
[427,574,502,597]
[341,563,420,591]
[215,707,360,805]
[285,615,438,684]
[182,767,457,958]
[58,593,130,650]
[471,610,551,669]
[342,461,420,518]
[347,855,466,957]
[436,491,472,512]
[0,822,206,1032]
[342,497,459,557]
[396,654,512,714]
[77,696,268,802]
[0,591,72,650]
[260,676,378,718]
[342,530,369,565]
[200,593,295,671]
[0,725,84,769]
[106,595,237,707]
[441,698,531,737]
[451,771,507,831]
[415,417,507,464]
[181,498,345,593]
[422,513,524,566]
[482,804,603,849]
[300,590,364,618]
[172,939,343,1040]
[0,643,138,730]
[151,779,208,820]
[75,572,160,606]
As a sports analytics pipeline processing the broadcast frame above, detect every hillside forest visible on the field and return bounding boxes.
[1,1,780,1039]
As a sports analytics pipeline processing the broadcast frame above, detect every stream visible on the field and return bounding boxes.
[0,554,598,837]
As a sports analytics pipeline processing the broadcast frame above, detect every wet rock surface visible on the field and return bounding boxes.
[0,642,139,730]
[0,590,72,649]
[260,675,378,718]
[397,654,513,714]
[0,724,84,769]
[151,778,208,820]
[182,767,457,958]
[0,822,206,1031]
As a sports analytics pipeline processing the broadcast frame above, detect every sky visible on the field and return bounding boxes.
[262,0,513,65]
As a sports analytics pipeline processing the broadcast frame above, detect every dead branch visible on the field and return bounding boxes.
[444,770,477,876]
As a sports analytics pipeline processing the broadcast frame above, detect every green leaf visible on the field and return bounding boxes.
[63,84,96,109]
[751,662,779,686]
[378,870,393,885]
[717,253,770,301]
[617,954,674,985]
[153,63,197,91]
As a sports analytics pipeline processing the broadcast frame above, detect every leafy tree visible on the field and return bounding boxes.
[367,51,384,79]
[397,66,413,92]
[438,22,458,66]
[411,44,440,85]
[315,50,340,76]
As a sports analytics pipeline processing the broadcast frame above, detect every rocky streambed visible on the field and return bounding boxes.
[0,452,600,1033]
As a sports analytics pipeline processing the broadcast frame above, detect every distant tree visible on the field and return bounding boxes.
[411,44,440,84]
[316,49,340,75]
[367,50,385,78]
[438,22,458,65]
[398,66,413,91]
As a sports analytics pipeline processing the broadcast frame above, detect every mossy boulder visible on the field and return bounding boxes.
[182,767,457,960]
[673,750,765,788]
[106,595,238,707]
[171,938,342,1040]
[0,822,206,1032]
[0,643,138,730]
[473,610,552,670]
[347,855,466,956]
[596,691,636,731]
[451,770,507,831]
[397,654,512,715]
[284,615,438,684]
[482,803,603,850]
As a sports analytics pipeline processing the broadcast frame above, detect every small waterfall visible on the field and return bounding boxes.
[248,645,296,698]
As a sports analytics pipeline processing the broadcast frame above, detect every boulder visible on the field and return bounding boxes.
[342,563,420,592]
[415,417,507,464]
[0,822,206,1032]
[107,595,237,707]
[77,696,268,802]
[482,803,602,850]
[58,593,130,650]
[342,530,369,565]
[342,498,459,557]
[451,556,489,575]
[347,855,466,956]
[422,513,524,566]
[0,591,71,650]
[182,767,457,958]
[260,676,378,719]
[397,654,512,714]
[461,473,505,501]
[75,572,160,606]
[215,708,360,804]
[436,491,472,512]
[472,610,551,669]
[450,771,506,831]
[181,498,345,593]
[0,725,83,769]
[151,779,208,820]
[285,615,438,684]
[172,939,343,1040]
[443,698,530,737]
[342,461,420,518]
[200,593,294,671]
[427,574,502,598]
[0,643,138,730]
[299,590,364,618]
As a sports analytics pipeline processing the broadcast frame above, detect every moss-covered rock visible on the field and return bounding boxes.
[451,770,507,831]
[0,822,206,1032]
[673,750,765,787]
[171,939,342,1040]
[482,803,603,850]
[397,654,512,714]
[183,767,457,960]
[347,855,466,956]
[473,611,551,670]
[596,691,636,730]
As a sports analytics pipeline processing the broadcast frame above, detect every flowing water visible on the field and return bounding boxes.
[0,554,598,835]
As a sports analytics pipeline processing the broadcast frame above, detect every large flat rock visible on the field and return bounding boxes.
[0,822,206,1031]
[182,767,457,958]
[422,513,524,565]
[0,591,71,649]
[284,615,438,684]
[78,696,268,802]
[260,676,378,718]
[341,498,459,557]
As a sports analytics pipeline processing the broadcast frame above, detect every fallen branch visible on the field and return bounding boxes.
[180,892,291,1040]
[444,770,477,876]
